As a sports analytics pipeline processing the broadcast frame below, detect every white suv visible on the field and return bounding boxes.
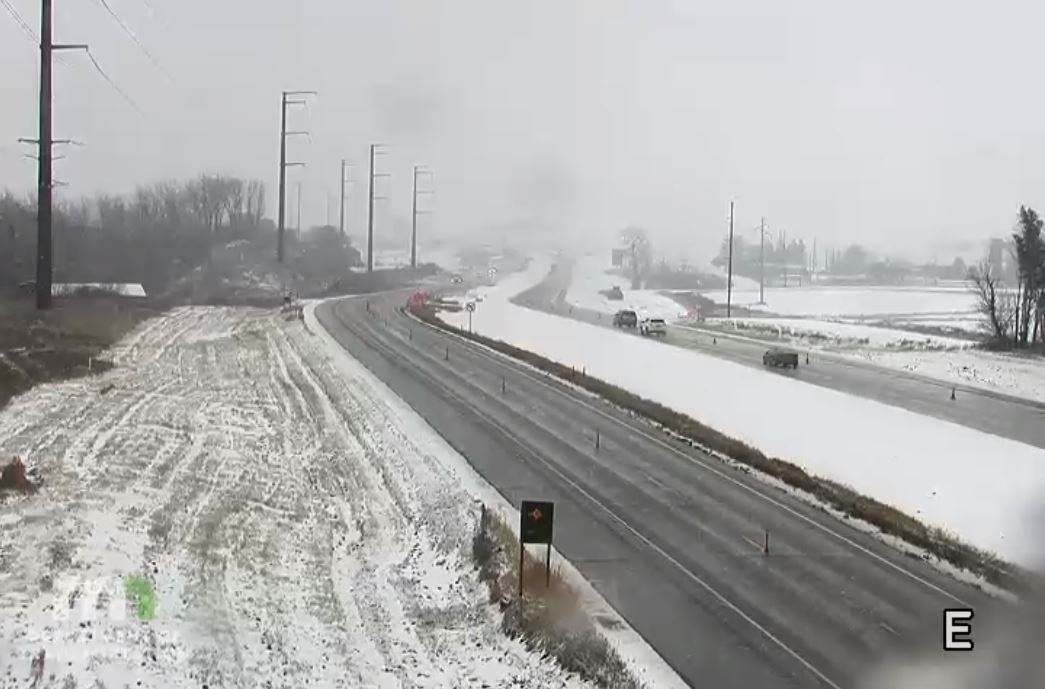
[639,317,667,337]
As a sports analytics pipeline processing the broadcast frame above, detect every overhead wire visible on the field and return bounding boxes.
[0,0,38,44]
[93,0,173,81]
[83,47,143,114]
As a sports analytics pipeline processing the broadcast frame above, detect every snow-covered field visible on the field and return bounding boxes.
[706,317,974,350]
[850,348,1045,405]
[0,306,600,688]
[444,262,1045,569]
[701,285,978,320]
[565,255,689,320]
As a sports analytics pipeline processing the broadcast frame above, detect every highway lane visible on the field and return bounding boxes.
[515,263,1045,449]
[316,293,1000,689]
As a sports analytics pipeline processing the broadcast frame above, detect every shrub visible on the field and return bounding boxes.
[472,505,644,689]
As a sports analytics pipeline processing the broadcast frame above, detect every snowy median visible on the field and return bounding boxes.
[0,304,672,688]
[441,260,1045,571]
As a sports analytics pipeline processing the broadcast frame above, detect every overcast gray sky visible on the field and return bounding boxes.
[2,0,1044,262]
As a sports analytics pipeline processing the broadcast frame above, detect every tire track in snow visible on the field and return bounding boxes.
[1,306,596,689]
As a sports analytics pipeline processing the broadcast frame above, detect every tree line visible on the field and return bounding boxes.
[970,206,1045,349]
[0,174,270,294]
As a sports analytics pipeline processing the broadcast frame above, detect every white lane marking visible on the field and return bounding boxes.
[416,310,975,608]
[362,314,842,689]
[879,622,901,637]
[742,535,764,552]
[644,472,670,492]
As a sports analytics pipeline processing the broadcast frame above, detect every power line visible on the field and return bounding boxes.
[0,0,37,43]
[93,0,172,80]
[84,48,143,113]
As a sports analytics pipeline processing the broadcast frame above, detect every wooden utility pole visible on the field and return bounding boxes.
[277,90,315,262]
[35,0,53,310]
[339,159,350,237]
[366,143,389,273]
[411,165,433,270]
[29,1,92,309]
[296,182,302,237]
[759,216,766,305]
[726,201,735,318]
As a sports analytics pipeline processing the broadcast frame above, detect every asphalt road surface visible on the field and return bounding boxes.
[316,293,1000,689]
[514,263,1045,450]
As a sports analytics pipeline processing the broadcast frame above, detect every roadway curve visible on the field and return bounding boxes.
[316,293,999,689]
[514,262,1045,449]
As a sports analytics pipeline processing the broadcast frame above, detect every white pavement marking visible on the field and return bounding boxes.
[384,311,842,689]
[441,321,974,608]
[742,536,764,552]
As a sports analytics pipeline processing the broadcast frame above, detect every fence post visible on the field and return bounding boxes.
[519,545,525,598]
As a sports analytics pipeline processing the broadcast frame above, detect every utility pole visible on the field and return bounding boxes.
[411,165,433,270]
[35,0,53,309]
[782,228,788,288]
[277,89,315,263]
[366,143,389,273]
[811,237,817,282]
[759,216,766,305]
[338,159,351,237]
[32,1,88,309]
[296,182,302,237]
[726,201,735,318]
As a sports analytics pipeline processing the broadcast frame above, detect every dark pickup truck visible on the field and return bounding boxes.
[762,348,799,369]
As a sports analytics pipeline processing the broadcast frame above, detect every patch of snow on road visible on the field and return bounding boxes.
[440,285,1045,570]
[566,254,689,320]
[0,306,595,689]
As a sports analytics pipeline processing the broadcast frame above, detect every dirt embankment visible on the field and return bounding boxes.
[0,296,160,410]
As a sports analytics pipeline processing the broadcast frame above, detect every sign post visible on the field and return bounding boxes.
[519,500,554,597]
[466,301,475,333]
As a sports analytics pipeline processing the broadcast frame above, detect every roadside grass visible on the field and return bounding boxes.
[412,303,1026,593]
[0,296,160,410]
[472,505,644,689]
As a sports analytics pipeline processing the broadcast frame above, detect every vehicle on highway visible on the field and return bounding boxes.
[450,274,464,284]
[612,309,638,328]
[763,348,799,368]
[639,317,667,337]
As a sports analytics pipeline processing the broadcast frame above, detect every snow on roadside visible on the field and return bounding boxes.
[848,348,1045,405]
[565,255,689,320]
[444,274,1045,570]
[701,285,978,320]
[706,316,974,349]
[307,300,688,689]
[0,306,595,689]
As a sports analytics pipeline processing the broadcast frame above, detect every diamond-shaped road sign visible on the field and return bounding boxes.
[520,500,554,544]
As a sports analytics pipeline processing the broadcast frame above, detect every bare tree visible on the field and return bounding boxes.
[969,261,1014,344]
[618,225,651,289]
